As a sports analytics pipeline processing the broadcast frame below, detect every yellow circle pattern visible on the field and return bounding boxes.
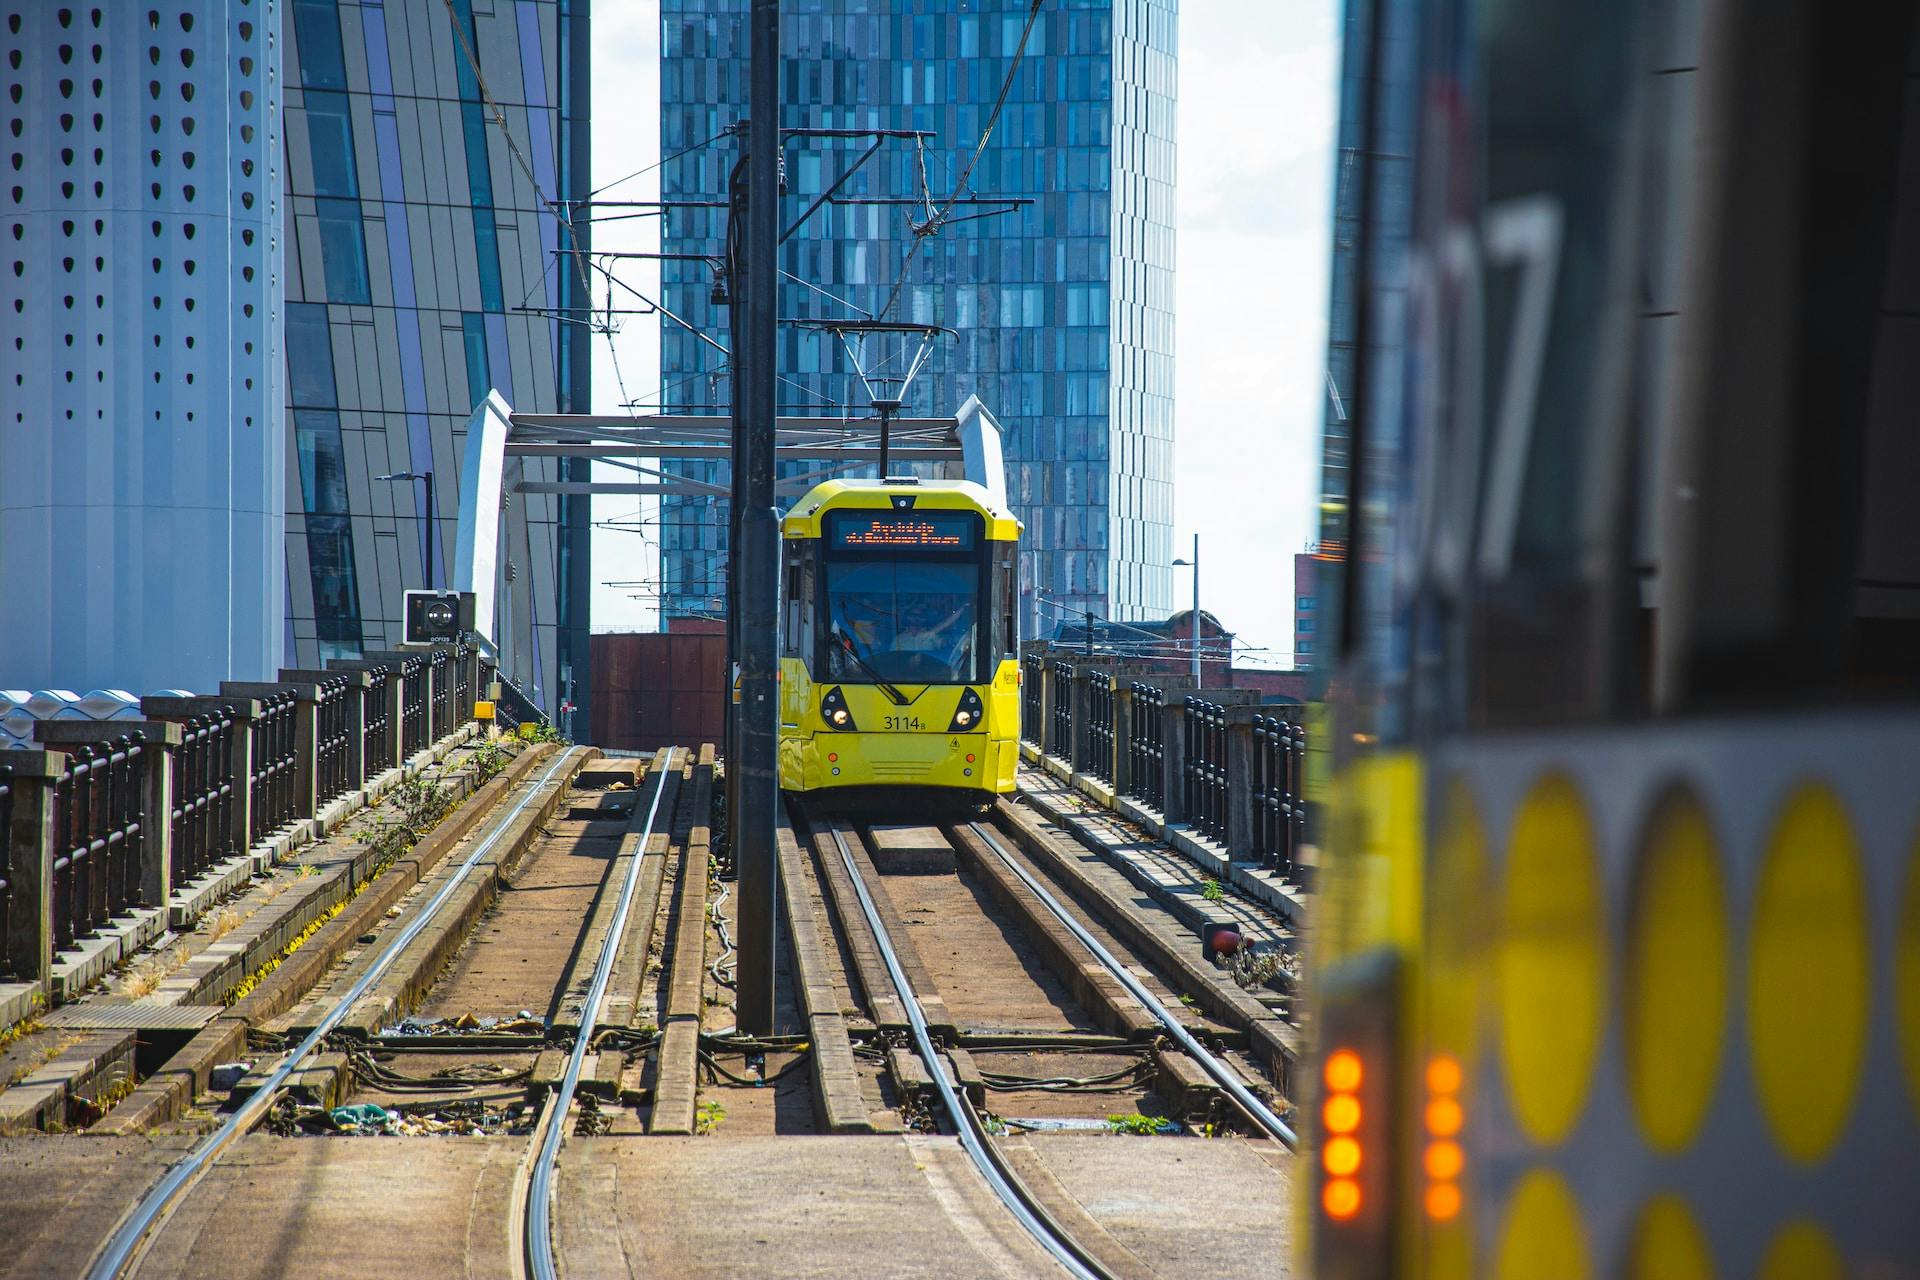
[1748,784,1869,1163]
[1628,1195,1714,1280]
[1625,787,1729,1152]
[1495,1168,1589,1280]
[1498,774,1607,1145]
[1897,844,1920,1119]
[1759,1220,1848,1280]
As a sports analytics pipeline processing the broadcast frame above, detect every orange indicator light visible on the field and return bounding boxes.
[1323,1178,1362,1220]
[1425,1096,1462,1137]
[1323,1094,1361,1135]
[1424,1140,1463,1181]
[966,753,976,763]
[1424,1183,1462,1222]
[1324,1050,1363,1093]
[1322,1136,1361,1178]
[1426,1055,1461,1095]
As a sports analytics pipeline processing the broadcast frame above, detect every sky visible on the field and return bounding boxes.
[588,3,1339,668]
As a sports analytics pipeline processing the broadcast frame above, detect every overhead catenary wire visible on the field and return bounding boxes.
[876,0,1045,321]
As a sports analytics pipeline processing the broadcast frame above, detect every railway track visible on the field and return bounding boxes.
[792,805,1296,1279]
[80,745,683,1280]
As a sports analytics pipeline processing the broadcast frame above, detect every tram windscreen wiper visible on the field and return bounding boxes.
[831,621,910,706]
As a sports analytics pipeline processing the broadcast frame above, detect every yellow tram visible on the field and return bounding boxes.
[1307,0,1920,1275]
[777,477,1021,810]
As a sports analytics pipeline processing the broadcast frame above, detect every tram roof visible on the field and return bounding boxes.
[781,478,1021,541]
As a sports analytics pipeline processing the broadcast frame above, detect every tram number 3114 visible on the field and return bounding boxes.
[883,715,927,731]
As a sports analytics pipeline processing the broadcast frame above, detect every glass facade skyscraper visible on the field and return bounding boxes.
[281,0,590,715]
[657,0,1176,636]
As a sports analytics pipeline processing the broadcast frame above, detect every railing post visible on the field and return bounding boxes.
[1226,705,1258,860]
[2,751,64,988]
[1112,681,1136,794]
[1162,693,1188,824]
[1067,663,1090,774]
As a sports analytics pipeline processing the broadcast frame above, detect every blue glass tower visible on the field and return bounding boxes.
[657,0,1176,636]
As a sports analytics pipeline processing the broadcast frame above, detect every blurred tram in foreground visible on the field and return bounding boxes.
[777,478,1021,811]
[1309,0,1920,1275]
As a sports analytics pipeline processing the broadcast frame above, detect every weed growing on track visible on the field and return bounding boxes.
[1105,1112,1175,1136]
[695,1099,727,1134]
[1200,878,1225,902]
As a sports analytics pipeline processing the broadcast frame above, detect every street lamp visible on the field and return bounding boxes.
[1173,534,1201,686]
[376,471,437,590]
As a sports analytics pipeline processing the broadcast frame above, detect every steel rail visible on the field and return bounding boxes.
[523,748,680,1280]
[84,746,586,1280]
[823,820,1113,1280]
[966,822,1299,1150]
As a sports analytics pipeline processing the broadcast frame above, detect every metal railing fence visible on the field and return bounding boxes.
[361,666,392,781]
[1182,698,1230,844]
[1252,714,1304,875]
[1125,682,1166,811]
[1021,652,1045,746]
[398,656,429,758]
[315,677,354,803]
[428,648,452,742]
[1085,671,1115,784]
[1050,660,1074,759]
[0,768,13,976]
[170,711,235,886]
[249,692,298,844]
[51,735,146,950]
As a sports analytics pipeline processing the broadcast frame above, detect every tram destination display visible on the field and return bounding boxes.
[827,510,977,550]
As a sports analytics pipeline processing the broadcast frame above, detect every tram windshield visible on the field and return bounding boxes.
[823,560,982,684]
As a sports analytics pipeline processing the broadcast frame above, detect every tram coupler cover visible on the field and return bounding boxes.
[1201,918,1245,960]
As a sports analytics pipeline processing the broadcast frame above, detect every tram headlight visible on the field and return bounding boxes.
[947,687,985,733]
[820,686,856,731]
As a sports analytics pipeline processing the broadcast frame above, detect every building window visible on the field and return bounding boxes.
[462,313,490,408]
[1298,595,1314,610]
[1298,640,1314,655]
[315,198,371,305]
[1298,617,1316,633]
[286,303,338,408]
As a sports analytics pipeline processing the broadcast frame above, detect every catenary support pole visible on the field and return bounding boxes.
[734,0,782,1034]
